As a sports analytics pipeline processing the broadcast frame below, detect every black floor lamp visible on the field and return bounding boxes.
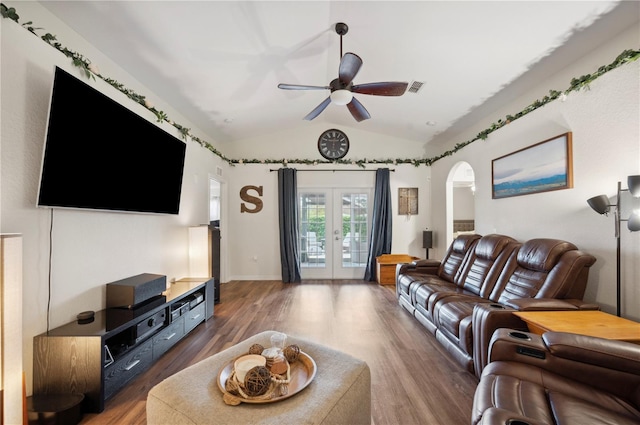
[587,175,640,317]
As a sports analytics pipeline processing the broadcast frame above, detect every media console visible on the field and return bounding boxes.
[32,277,215,413]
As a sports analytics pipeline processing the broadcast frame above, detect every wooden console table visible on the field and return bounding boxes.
[513,310,640,344]
[376,254,420,285]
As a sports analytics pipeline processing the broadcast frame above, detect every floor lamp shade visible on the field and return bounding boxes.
[587,195,611,215]
[628,175,640,197]
[1,234,23,425]
[628,212,640,232]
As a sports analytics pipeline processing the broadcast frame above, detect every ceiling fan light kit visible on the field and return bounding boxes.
[330,89,353,106]
[278,22,408,122]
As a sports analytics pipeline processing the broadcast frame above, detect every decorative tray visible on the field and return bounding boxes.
[217,351,317,405]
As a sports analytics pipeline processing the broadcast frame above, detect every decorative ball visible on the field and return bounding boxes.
[248,343,264,355]
[244,366,271,396]
[283,344,300,363]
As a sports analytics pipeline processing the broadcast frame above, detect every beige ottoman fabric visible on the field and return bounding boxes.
[146,331,371,424]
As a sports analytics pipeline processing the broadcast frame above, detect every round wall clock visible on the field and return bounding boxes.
[318,129,349,160]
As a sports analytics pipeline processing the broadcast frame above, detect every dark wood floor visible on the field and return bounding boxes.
[81,280,478,424]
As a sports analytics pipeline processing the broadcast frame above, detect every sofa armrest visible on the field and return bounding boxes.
[504,298,600,311]
[485,328,640,400]
[396,259,440,276]
[543,332,640,375]
[472,300,600,377]
[413,259,441,268]
[472,303,528,378]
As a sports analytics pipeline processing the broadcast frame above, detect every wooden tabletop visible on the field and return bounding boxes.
[376,254,419,264]
[513,310,640,343]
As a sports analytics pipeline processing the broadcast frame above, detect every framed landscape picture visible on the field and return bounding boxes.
[492,132,573,199]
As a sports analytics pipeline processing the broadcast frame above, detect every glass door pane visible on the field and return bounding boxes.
[333,190,371,279]
[299,191,331,278]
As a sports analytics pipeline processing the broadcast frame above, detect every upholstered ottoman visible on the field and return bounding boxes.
[146,331,371,424]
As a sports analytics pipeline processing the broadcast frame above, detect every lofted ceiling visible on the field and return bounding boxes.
[39,1,638,150]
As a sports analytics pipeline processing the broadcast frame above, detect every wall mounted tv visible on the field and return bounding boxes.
[37,67,186,215]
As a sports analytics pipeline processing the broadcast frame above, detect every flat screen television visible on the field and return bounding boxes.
[37,66,186,215]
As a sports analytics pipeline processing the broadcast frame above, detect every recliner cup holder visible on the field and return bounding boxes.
[490,303,505,309]
[508,331,531,340]
[507,421,531,425]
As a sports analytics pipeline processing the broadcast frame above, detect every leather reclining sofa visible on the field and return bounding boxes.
[472,328,640,425]
[396,234,598,377]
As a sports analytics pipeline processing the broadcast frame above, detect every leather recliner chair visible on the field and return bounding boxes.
[472,328,640,425]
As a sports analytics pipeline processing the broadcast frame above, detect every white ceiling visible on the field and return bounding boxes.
[39,1,638,149]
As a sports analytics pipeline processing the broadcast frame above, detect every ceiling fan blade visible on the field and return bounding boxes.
[351,82,409,96]
[278,83,330,91]
[346,97,371,122]
[303,96,332,121]
[338,52,363,86]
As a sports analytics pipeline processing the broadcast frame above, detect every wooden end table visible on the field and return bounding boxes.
[376,254,420,285]
[513,310,640,344]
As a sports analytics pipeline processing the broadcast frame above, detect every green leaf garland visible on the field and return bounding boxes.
[2,3,638,168]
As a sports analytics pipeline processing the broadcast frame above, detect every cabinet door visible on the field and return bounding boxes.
[152,318,185,360]
[104,339,153,400]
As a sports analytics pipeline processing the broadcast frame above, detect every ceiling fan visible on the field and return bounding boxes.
[277,22,408,122]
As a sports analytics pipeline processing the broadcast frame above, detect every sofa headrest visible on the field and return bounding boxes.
[475,234,517,260]
[452,234,481,253]
[517,239,577,272]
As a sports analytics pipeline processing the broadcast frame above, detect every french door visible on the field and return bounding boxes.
[298,188,371,279]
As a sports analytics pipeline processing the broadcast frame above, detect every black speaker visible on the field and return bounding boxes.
[422,231,433,249]
[422,231,433,259]
[106,273,166,308]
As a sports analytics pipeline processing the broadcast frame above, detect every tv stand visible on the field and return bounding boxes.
[33,277,215,413]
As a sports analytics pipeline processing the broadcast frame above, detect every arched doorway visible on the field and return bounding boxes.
[445,161,476,246]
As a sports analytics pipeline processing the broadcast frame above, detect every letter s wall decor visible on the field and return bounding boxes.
[240,185,263,213]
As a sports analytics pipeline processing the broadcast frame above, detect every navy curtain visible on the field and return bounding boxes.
[278,168,302,283]
[364,168,393,281]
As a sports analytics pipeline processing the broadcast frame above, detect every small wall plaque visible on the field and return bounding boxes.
[398,188,418,215]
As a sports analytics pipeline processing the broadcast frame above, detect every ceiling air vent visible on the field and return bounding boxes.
[407,81,424,94]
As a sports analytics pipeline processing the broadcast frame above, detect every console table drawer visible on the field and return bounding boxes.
[184,302,205,334]
[104,339,153,400]
[152,318,185,359]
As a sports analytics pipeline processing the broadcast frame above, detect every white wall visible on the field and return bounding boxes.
[225,163,430,280]
[1,3,227,394]
[453,187,475,220]
[430,25,640,320]
[225,121,422,160]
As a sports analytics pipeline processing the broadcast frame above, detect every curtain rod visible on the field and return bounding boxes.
[269,168,395,172]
